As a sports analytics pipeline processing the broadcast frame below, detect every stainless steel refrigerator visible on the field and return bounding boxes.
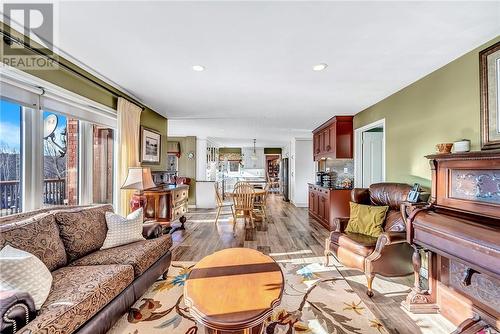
[281,158,289,202]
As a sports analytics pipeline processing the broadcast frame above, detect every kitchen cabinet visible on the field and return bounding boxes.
[312,116,353,161]
[308,184,351,230]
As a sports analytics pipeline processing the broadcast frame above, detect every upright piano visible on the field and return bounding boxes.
[404,151,499,332]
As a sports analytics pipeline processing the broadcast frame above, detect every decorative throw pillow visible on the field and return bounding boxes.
[0,245,53,310]
[345,202,388,237]
[101,208,145,250]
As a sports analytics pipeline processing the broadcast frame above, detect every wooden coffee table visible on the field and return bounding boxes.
[184,248,284,334]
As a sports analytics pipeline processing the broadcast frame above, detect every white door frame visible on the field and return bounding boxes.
[354,119,386,188]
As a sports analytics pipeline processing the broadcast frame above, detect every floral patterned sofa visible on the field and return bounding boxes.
[0,204,172,334]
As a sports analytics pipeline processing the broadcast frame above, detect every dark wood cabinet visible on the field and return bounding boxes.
[308,184,351,230]
[312,116,353,161]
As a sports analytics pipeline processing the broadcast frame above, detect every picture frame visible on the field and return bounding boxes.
[140,126,161,164]
[480,41,500,150]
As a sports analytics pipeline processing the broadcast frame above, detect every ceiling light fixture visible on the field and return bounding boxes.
[192,65,205,72]
[312,63,328,71]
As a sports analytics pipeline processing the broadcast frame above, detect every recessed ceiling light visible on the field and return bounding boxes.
[312,63,328,71]
[192,65,205,72]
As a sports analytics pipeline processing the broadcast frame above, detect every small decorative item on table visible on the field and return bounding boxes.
[435,143,453,154]
[453,139,470,153]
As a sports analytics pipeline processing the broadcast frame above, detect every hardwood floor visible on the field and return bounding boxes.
[170,194,455,334]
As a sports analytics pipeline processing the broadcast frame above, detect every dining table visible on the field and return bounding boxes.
[225,188,267,198]
[226,188,267,225]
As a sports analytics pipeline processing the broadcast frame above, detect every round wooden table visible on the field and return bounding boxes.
[226,188,267,197]
[184,248,284,334]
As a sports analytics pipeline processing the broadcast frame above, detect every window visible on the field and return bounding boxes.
[1,67,118,215]
[92,125,114,204]
[0,99,22,216]
[229,161,240,172]
[167,153,178,172]
[42,111,79,206]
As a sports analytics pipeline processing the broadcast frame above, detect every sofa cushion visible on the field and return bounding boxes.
[101,209,145,250]
[21,264,134,334]
[345,202,388,237]
[69,234,172,277]
[0,213,67,271]
[54,204,113,261]
[0,245,53,310]
[330,231,377,257]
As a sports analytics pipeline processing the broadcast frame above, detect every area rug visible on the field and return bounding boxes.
[109,260,386,334]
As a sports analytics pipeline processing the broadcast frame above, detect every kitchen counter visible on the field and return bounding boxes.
[307,183,353,191]
[308,183,352,230]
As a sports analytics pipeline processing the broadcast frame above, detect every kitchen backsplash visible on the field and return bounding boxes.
[322,159,354,179]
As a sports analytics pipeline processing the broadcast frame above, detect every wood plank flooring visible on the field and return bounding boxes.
[170,195,455,334]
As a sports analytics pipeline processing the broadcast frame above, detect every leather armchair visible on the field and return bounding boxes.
[0,291,36,334]
[324,183,414,297]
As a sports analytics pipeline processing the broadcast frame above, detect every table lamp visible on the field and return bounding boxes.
[121,167,156,212]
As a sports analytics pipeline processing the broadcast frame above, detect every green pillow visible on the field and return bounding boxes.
[345,202,388,237]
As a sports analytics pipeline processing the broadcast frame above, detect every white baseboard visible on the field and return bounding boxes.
[188,204,196,209]
[291,201,308,208]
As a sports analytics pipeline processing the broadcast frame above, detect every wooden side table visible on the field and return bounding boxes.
[184,248,284,334]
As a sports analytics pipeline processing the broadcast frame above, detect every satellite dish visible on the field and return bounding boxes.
[43,114,58,139]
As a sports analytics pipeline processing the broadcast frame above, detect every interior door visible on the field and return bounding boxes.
[362,131,383,187]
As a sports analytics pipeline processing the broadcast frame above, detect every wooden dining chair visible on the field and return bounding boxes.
[214,182,236,225]
[232,182,255,229]
[254,182,270,223]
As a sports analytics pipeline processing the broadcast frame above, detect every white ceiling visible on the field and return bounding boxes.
[52,1,500,147]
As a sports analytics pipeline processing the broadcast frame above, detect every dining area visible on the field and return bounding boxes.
[214,181,270,234]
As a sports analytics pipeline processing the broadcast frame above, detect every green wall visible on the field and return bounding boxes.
[264,148,282,154]
[219,147,242,154]
[168,136,197,205]
[354,36,500,188]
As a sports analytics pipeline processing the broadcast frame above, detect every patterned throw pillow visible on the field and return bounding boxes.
[101,208,145,250]
[0,245,53,310]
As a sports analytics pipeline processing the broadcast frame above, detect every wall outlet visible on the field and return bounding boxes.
[344,167,349,173]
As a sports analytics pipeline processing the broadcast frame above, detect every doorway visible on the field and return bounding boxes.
[354,119,385,188]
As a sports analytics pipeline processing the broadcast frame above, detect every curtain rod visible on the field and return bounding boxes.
[0,29,146,110]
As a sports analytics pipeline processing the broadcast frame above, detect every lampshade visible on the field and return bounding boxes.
[121,167,156,191]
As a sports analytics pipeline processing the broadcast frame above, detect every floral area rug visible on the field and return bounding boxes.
[109,260,386,334]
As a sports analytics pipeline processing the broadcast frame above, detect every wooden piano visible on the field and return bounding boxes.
[403,151,499,332]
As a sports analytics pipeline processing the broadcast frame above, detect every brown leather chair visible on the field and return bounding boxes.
[324,183,414,297]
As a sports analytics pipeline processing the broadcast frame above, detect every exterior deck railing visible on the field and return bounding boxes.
[0,179,66,216]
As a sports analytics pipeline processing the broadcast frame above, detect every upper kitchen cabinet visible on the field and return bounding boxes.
[312,116,353,160]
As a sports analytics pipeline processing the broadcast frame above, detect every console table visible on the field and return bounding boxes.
[144,184,189,232]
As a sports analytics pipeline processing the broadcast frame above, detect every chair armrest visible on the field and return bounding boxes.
[330,217,349,232]
[142,222,163,239]
[0,291,36,334]
[366,232,408,263]
[377,232,407,246]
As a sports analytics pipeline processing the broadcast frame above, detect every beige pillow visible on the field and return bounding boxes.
[0,245,53,310]
[101,208,145,250]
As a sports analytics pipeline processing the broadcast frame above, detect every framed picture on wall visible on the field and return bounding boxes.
[480,41,500,150]
[140,126,161,164]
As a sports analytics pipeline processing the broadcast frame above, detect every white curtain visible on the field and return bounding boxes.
[117,97,142,215]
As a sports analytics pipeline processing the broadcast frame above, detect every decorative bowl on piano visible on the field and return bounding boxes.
[435,143,453,154]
